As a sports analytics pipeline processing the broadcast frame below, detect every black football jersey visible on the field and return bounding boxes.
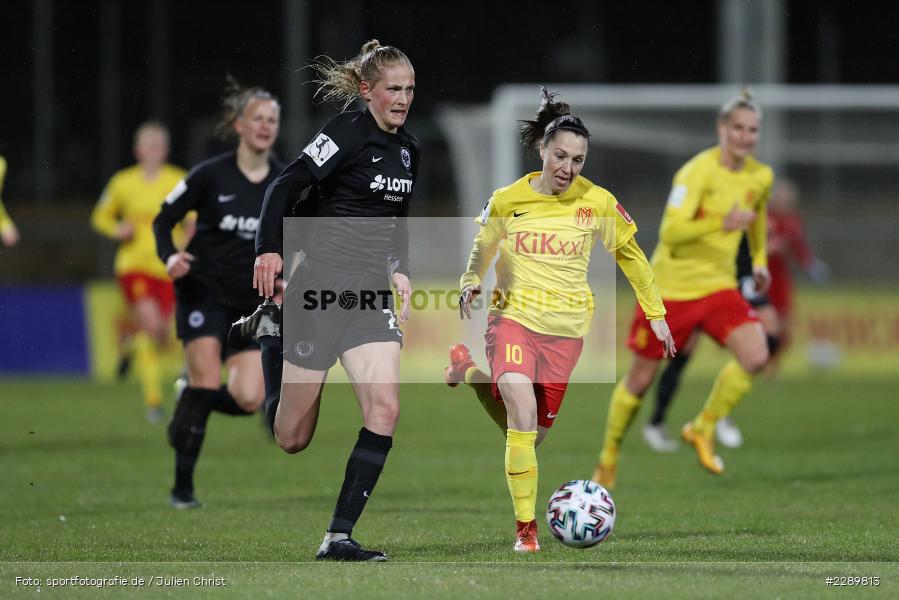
[256,108,419,277]
[154,150,285,304]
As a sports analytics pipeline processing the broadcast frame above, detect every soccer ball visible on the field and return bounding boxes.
[546,479,616,548]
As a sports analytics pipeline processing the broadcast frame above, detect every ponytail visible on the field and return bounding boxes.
[214,75,278,140]
[518,86,589,154]
[309,39,412,109]
[718,86,762,123]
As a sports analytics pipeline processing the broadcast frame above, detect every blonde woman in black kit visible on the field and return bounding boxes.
[232,40,418,561]
[153,80,284,509]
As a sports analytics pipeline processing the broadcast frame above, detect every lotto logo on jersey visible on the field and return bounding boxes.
[219,214,258,236]
[303,133,339,167]
[370,174,413,193]
[371,174,413,193]
[513,232,589,256]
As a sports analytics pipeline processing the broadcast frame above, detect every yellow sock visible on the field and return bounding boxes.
[464,366,488,385]
[466,368,507,433]
[133,332,162,409]
[693,360,752,435]
[599,380,642,466]
[505,429,538,522]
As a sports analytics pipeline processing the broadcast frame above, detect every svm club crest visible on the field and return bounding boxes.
[575,207,594,228]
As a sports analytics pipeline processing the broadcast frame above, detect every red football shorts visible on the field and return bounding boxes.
[628,288,759,359]
[118,273,175,316]
[485,316,583,429]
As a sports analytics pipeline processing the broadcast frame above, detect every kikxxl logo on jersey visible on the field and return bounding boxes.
[512,232,589,256]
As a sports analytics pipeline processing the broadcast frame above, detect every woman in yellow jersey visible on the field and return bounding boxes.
[594,90,773,489]
[92,122,187,422]
[0,156,20,247]
[447,88,675,552]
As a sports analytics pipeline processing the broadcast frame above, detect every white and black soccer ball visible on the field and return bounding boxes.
[546,479,616,548]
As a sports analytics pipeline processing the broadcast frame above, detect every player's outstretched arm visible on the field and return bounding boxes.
[614,237,664,317]
[0,158,20,247]
[392,272,412,323]
[458,284,481,320]
[256,157,316,257]
[0,217,19,247]
[254,159,316,299]
[154,168,205,270]
[165,251,195,280]
[614,237,675,357]
[91,177,132,242]
[253,252,283,299]
[785,213,830,283]
[649,318,677,358]
[458,197,504,319]
[745,195,769,295]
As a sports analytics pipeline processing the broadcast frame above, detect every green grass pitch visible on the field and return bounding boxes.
[1,374,897,598]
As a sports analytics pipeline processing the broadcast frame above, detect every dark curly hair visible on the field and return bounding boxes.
[518,86,590,154]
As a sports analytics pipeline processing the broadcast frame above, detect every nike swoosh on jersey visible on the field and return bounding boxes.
[513,211,529,217]
[372,156,383,163]
[546,412,557,419]
[217,194,236,203]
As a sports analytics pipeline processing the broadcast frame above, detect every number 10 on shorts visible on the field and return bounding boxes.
[505,344,523,365]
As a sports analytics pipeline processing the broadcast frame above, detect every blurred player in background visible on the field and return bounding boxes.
[594,90,773,489]
[234,40,417,562]
[448,88,674,552]
[153,80,284,509]
[642,235,776,452]
[764,179,830,369]
[642,179,829,451]
[0,155,21,247]
[91,122,187,422]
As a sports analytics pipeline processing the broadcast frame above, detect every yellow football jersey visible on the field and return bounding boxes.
[92,164,187,278]
[0,156,15,234]
[651,147,773,300]
[461,173,663,338]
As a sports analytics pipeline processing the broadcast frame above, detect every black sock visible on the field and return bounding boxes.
[168,387,218,496]
[260,335,283,434]
[212,385,253,416]
[766,334,780,357]
[328,427,393,534]
[650,352,691,426]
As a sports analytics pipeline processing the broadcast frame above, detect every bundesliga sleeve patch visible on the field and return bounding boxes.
[615,201,633,224]
[667,185,687,208]
[477,198,493,225]
[303,133,340,167]
[165,179,187,204]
